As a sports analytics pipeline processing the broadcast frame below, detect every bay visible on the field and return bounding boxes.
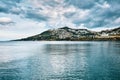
[0,41,120,80]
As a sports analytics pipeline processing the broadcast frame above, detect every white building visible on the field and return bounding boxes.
[101,33,109,37]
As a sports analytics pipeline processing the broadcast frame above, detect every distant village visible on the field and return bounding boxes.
[17,27,120,41]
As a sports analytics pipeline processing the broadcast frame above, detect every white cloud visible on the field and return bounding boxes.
[102,1,111,8]
[0,17,13,25]
[96,1,111,9]
[78,24,88,29]
[114,17,120,24]
[74,9,90,20]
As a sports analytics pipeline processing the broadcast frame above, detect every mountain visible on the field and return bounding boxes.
[16,27,120,41]
[100,27,120,36]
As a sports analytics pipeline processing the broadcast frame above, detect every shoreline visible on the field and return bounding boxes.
[13,37,120,41]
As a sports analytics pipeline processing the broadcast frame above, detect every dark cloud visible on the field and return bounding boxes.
[0,7,8,13]
[64,0,97,9]
[0,0,22,5]
[25,9,49,21]
[43,0,60,7]
[0,0,120,28]
[66,0,120,28]
[63,12,76,18]
[0,1,9,13]
[0,21,14,25]
[0,0,23,14]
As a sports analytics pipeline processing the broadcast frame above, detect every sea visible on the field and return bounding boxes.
[0,41,120,80]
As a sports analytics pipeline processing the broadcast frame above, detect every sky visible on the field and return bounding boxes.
[0,0,120,41]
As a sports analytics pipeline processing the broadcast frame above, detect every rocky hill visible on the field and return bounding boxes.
[100,27,120,36]
[17,27,120,41]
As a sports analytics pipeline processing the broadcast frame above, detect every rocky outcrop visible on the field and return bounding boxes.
[16,27,120,41]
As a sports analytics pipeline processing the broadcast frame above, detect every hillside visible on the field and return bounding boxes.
[17,27,120,41]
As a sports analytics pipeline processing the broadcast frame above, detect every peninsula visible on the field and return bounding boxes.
[16,27,120,41]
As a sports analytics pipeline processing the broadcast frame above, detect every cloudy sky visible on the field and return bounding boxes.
[0,0,120,41]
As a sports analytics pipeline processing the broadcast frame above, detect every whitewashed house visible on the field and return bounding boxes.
[101,33,109,37]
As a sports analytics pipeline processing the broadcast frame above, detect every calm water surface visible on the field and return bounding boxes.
[0,41,120,80]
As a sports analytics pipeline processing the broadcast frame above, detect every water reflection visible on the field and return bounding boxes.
[43,44,89,79]
[50,55,66,74]
[0,41,120,80]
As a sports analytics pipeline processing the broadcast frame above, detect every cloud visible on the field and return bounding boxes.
[0,0,22,14]
[114,17,120,24]
[95,1,111,9]
[0,0,120,40]
[67,0,120,28]
[25,9,49,21]
[64,0,96,9]
[0,0,119,28]
[0,17,13,25]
